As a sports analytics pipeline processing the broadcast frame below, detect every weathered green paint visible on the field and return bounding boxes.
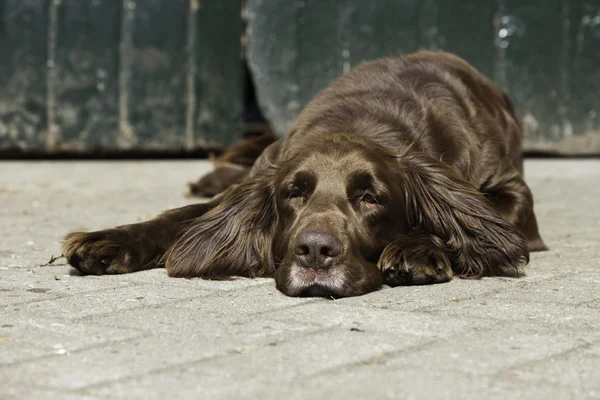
[0,0,47,150]
[194,0,244,148]
[248,0,600,153]
[119,0,188,150]
[0,0,243,152]
[53,0,121,150]
[2,0,599,153]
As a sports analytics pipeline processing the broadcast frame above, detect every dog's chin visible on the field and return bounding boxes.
[274,264,346,298]
[275,263,381,298]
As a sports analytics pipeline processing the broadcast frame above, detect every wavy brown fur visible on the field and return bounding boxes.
[61,51,546,298]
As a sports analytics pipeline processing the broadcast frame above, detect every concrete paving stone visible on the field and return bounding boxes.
[335,275,551,312]
[245,363,594,400]
[4,385,104,400]
[86,328,424,399]
[424,298,599,335]
[0,281,64,306]
[1,159,599,399]
[0,316,144,365]
[504,340,600,392]
[488,274,600,306]
[87,284,318,333]
[528,249,600,276]
[115,268,274,291]
[261,301,487,338]
[375,323,592,376]
[3,283,215,321]
[0,161,204,270]
[530,244,600,264]
[584,298,600,310]
[1,318,326,391]
[0,266,135,306]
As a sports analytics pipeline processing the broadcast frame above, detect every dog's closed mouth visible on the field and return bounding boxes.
[299,284,338,298]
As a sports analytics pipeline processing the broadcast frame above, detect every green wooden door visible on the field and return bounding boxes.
[2,1,599,154]
[0,0,243,153]
[247,0,600,154]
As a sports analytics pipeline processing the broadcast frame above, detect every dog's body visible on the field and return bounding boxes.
[63,51,546,298]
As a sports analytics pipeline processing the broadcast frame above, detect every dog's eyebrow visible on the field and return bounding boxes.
[287,170,317,191]
[346,171,383,199]
[347,171,374,191]
[346,169,390,198]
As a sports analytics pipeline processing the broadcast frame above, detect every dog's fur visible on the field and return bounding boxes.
[63,51,547,298]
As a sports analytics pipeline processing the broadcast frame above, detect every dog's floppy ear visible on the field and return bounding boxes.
[396,152,528,277]
[166,141,281,278]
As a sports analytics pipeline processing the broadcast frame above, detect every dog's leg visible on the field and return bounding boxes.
[378,231,453,286]
[188,162,249,198]
[188,130,278,198]
[480,158,548,252]
[62,199,221,275]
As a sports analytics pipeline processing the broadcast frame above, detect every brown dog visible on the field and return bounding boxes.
[63,51,547,298]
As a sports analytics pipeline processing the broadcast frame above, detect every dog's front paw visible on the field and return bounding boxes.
[62,229,138,275]
[378,239,453,286]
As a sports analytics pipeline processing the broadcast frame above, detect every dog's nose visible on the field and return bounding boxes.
[293,230,342,269]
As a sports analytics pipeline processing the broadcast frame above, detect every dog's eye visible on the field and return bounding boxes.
[288,190,305,199]
[361,193,379,205]
[286,187,308,202]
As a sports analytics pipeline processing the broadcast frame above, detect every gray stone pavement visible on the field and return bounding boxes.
[0,159,599,400]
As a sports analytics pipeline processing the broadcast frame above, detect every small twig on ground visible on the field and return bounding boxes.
[39,254,65,267]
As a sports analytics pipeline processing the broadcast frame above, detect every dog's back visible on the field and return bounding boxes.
[283,51,524,185]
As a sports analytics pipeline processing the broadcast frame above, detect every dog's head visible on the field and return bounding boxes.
[166,135,526,297]
[270,135,405,297]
